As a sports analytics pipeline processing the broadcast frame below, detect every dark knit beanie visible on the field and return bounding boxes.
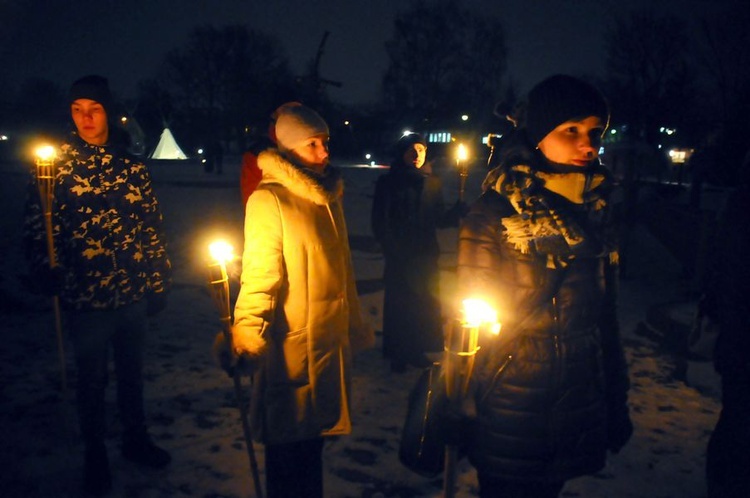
[392,132,426,159]
[524,74,609,146]
[68,75,113,115]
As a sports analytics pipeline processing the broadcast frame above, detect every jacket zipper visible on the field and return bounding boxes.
[479,353,513,406]
[552,296,561,387]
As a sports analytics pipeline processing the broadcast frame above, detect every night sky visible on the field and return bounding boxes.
[0,0,723,106]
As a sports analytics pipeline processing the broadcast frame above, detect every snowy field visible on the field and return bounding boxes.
[0,155,722,497]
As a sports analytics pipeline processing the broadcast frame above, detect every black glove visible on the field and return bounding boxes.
[146,292,168,317]
[607,407,634,454]
[212,332,257,378]
[441,396,476,448]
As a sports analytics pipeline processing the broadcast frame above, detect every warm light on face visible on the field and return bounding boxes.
[402,143,426,169]
[34,145,56,162]
[537,116,604,167]
[71,99,109,145]
[209,240,234,265]
[462,298,500,334]
[289,135,329,171]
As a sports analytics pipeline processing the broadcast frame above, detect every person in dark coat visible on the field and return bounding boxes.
[371,133,464,372]
[457,74,633,497]
[704,149,750,498]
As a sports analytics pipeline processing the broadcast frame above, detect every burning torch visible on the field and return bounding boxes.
[456,143,469,202]
[207,240,264,498]
[34,144,68,394]
[443,298,500,498]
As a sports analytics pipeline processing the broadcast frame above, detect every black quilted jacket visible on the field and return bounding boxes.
[457,179,630,483]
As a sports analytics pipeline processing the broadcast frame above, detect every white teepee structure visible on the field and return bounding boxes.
[149,128,187,160]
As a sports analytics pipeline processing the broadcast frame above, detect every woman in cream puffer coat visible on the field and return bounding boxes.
[233,147,373,445]
[228,103,373,498]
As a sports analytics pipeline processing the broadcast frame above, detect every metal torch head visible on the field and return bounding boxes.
[34,144,58,212]
[207,240,235,326]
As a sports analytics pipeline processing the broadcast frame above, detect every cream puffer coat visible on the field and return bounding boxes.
[232,149,374,445]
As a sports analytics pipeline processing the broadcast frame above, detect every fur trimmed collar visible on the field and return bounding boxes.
[257,149,344,205]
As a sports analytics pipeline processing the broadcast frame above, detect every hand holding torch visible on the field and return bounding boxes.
[443,298,500,498]
[34,144,68,394]
[207,241,264,498]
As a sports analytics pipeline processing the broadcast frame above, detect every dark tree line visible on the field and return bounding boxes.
[1,0,747,179]
[135,25,297,155]
[382,0,508,132]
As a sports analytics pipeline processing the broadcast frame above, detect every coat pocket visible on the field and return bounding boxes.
[269,327,310,385]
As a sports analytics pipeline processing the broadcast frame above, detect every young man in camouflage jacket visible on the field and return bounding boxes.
[23,75,172,496]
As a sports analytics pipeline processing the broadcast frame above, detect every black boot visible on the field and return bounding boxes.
[83,443,112,496]
[122,435,171,469]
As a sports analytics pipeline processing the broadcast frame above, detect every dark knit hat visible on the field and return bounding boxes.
[392,132,426,157]
[68,75,113,115]
[524,74,609,146]
[391,133,427,164]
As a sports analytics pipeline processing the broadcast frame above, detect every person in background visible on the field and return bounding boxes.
[239,125,272,207]
[371,133,466,372]
[217,102,374,498]
[240,101,305,207]
[704,149,750,498]
[23,75,172,496]
[456,74,633,497]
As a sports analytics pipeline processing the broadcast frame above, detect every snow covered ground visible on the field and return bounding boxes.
[0,155,723,497]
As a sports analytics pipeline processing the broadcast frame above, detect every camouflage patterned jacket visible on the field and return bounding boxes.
[23,134,171,311]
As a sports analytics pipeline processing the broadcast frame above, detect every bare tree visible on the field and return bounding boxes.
[158,25,295,150]
[604,10,692,146]
[382,0,508,129]
[696,3,750,127]
[692,2,750,181]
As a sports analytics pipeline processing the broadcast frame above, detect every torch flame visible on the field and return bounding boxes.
[461,298,500,334]
[456,143,468,162]
[34,145,56,162]
[209,240,234,265]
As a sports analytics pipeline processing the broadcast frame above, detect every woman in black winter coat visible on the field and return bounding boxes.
[457,75,633,497]
[372,133,463,372]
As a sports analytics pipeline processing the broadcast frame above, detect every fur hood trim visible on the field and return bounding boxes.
[257,149,343,205]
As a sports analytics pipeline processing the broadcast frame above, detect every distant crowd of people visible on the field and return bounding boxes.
[22,71,746,498]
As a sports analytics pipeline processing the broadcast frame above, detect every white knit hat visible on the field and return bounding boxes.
[273,102,329,152]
